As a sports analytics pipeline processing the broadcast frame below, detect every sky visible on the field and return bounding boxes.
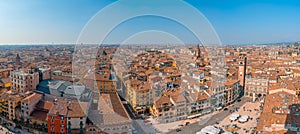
[0,0,300,45]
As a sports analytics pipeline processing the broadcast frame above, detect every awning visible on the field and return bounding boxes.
[187,113,202,119]
[229,116,237,121]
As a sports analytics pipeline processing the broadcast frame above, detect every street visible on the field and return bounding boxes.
[168,97,251,134]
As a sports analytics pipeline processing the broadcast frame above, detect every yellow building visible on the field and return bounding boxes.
[0,68,11,78]
[125,80,152,114]
[7,94,23,120]
[172,61,177,67]
[0,93,9,117]
[0,78,11,89]
[95,70,117,94]
[296,88,300,97]
[0,91,24,120]
[292,69,300,77]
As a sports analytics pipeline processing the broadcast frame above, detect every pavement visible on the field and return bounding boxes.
[146,114,202,133]
[167,97,251,134]
[132,119,156,134]
[215,101,261,133]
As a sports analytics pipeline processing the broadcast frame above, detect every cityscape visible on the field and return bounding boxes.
[1,0,300,134]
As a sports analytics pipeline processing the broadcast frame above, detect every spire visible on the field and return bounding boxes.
[16,53,21,65]
[197,44,201,59]
[195,44,205,68]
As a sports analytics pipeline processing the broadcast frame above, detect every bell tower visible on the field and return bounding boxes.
[15,53,21,65]
[195,44,205,68]
[238,54,247,90]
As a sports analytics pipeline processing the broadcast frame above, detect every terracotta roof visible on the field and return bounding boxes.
[257,91,300,132]
[67,102,88,118]
[36,101,54,110]
[197,91,210,101]
[154,95,171,108]
[91,92,131,125]
[224,79,239,86]
[31,110,48,121]
[48,101,68,116]
[22,93,42,104]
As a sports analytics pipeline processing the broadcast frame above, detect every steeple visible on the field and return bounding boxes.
[195,44,205,68]
[16,53,21,65]
[197,44,201,59]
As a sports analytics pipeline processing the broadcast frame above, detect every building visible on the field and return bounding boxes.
[125,79,153,114]
[6,93,23,120]
[21,93,42,121]
[30,100,54,131]
[47,100,68,134]
[10,69,39,93]
[237,54,247,89]
[211,79,240,107]
[0,92,9,119]
[187,91,212,119]
[86,92,132,134]
[0,68,12,78]
[0,78,11,89]
[224,79,240,105]
[15,54,21,65]
[257,91,300,133]
[124,51,181,113]
[51,70,75,82]
[48,80,92,101]
[95,70,117,94]
[245,77,269,100]
[151,89,187,123]
[39,66,51,81]
[67,102,88,134]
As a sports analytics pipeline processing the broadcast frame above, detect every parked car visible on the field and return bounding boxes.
[176,128,181,132]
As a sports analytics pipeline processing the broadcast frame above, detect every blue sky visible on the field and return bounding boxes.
[0,0,300,45]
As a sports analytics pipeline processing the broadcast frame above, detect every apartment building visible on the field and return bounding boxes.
[0,91,24,121]
[67,102,88,134]
[7,94,23,120]
[95,70,117,94]
[10,69,39,93]
[0,68,12,78]
[211,79,240,107]
[187,91,211,118]
[224,79,240,105]
[245,77,269,100]
[151,89,187,123]
[21,93,42,121]
[38,66,51,81]
[47,100,68,134]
